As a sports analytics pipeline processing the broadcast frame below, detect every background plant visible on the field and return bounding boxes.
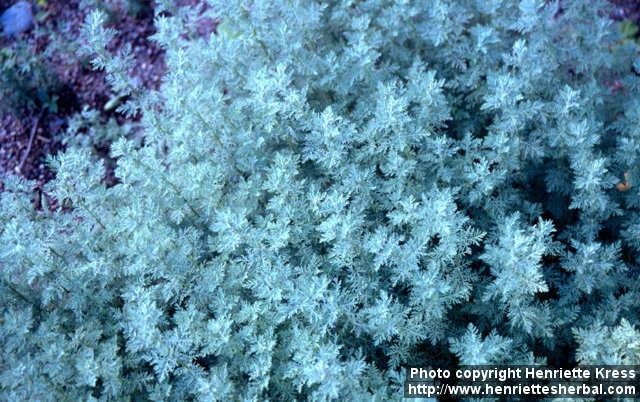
[0,34,59,114]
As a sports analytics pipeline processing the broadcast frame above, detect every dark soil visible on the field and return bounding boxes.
[0,0,167,197]
[611,0,640,21]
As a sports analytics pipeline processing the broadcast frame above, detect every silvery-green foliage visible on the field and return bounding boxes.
[2,0,640,400]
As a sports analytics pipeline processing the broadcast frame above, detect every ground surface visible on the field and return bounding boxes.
[0,0,166,194]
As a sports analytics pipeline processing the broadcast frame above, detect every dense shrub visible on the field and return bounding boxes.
[3,0,640,400]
